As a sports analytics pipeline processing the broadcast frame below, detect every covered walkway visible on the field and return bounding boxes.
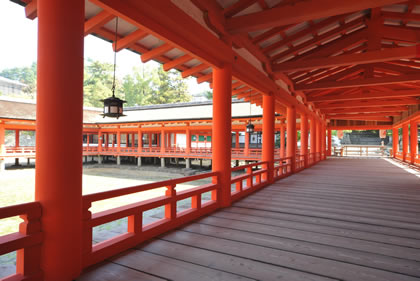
[79,158,420,281]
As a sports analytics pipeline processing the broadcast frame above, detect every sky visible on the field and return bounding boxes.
[0,1,210,95]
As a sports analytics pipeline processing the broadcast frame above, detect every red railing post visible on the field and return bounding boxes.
[165,185,177,220]
[16,204,43,278]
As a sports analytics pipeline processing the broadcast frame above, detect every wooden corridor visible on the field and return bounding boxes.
[78,158,420,281]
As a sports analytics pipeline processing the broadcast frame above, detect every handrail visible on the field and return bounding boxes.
[273,157,292,180]
[0,202,43,281]
[82,171,220,267]
[230,161,268,202]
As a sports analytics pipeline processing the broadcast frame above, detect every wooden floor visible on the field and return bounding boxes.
[78,158,420,281]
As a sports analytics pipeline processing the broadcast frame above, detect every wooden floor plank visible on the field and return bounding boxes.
[138,239,337,281]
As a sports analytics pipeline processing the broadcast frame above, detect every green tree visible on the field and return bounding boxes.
[0,62,37,98]
[122,65,191,106]
[83,59,123,107]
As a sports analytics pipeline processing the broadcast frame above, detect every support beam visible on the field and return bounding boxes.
[35,0,84,279]
[84,10,114,36]
[225,0,402,33]
[141,43,173,63]
[323,106,408,114]
[212,64,232,207]
[308,89,420,103]
[114,29,148,52]
[262,94,275,183]
[286,106,296,172]
[296,73,420,91]
[317,98,420,109]
[273,45,419,73]
[163,54,193,71]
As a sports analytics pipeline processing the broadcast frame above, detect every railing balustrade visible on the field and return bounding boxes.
[81,172,219,267]
[0,202,43,281]
[230,161,268,202]
[273,157,292,180]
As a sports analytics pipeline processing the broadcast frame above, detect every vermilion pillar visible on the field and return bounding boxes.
[235,131,240,148]
[15,130,20,147]
[138,129,142,148]
[245,130,250,156]
[286,106,296,172]
[0,125,5,171]
[327,129,332,156]
[35,0,84,279]
[392,127,398,157]
[410,121,418,164]
[300,113,308,168]
[117,130,121,151]
[212,64,232,207]
[161,130,165,153]
[310,118,316,161]
[316,121,321,160]
[262,94,275,183]
[98,131,102,152]
[280,121,285,158]
[186,127,191,154]
[402,124,409,162]
[321,123,326,160]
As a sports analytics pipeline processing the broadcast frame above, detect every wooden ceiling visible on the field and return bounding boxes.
[16,0,420,124]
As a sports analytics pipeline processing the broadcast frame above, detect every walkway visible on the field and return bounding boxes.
[78,158,420,281]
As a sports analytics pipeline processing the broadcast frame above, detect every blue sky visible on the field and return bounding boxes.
[0,1,210,95]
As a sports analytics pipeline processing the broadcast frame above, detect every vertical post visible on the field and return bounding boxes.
[245,130,250,156]
[410,121,417,165]
[310,118,316,163]
[0,125,5,171]
[402,124,409,162]
[327,129,332,156]
[316,121,321,161]
[98,131,102,153]
[392,127,398,158]
[138,129,142,149]
[35,0,84,279]
[286,106,296,172]
[186,127,191,154]
[235,131,240,148]
[15,129,20,147]
[300,113,308,168]
[280,120,285,158]
[117,129,121,152]
[321,123,326,160]
[262,94,275,183]
[161,129,165,153]
[212,64,232,207]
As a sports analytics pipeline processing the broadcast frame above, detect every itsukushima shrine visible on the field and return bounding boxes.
[1,0,420,280]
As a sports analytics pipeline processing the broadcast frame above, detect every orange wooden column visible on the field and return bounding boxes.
[286,106,296,172]
[321,123,326,160]
[262,94,275,183]
[15,130,20,147]
[316,121,321,160]
[300,113,308,168]
[212,64,232,207]
[280,121,285,158]
[327,129,332,156]
[138,129,142,148]
[186,127,191,154]
[245,130,250,156]
[310,118,316,161]
[98,131,102,152]
[0,125,5,171]
[35,0,84,280]
[117,129,121,152]
[235,131,240,148]
[410,121,418,165]
[161,129,165,153]
[402,124,409,162]
[392,127,398,157]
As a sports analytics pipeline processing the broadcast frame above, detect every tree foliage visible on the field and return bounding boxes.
[1,60,191,107]
[0,62,37,98]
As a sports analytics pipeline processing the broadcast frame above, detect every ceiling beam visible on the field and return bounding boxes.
[225,0,402,33]
[328,116,393,122]
[84,11,115,36]
[273,45,419,73]
[322,106,408,114]
[308,89,420,102]
[327,112,402,118]
[316,98,420,109]
[295,73,420,90]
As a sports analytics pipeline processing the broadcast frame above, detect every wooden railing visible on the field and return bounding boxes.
[0,202,43,281]
[315,152,321,162]
[308,152,315,165]
[273,157,292,180]
[82,172,219,267]
[230,161,268,202]
[295,154,305,171]
[341,145,386,157]
[2,147,36,157]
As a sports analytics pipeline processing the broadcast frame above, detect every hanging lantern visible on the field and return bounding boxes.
[246,120,255,133]
[101,94,126,119]
[100,17,126,119]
